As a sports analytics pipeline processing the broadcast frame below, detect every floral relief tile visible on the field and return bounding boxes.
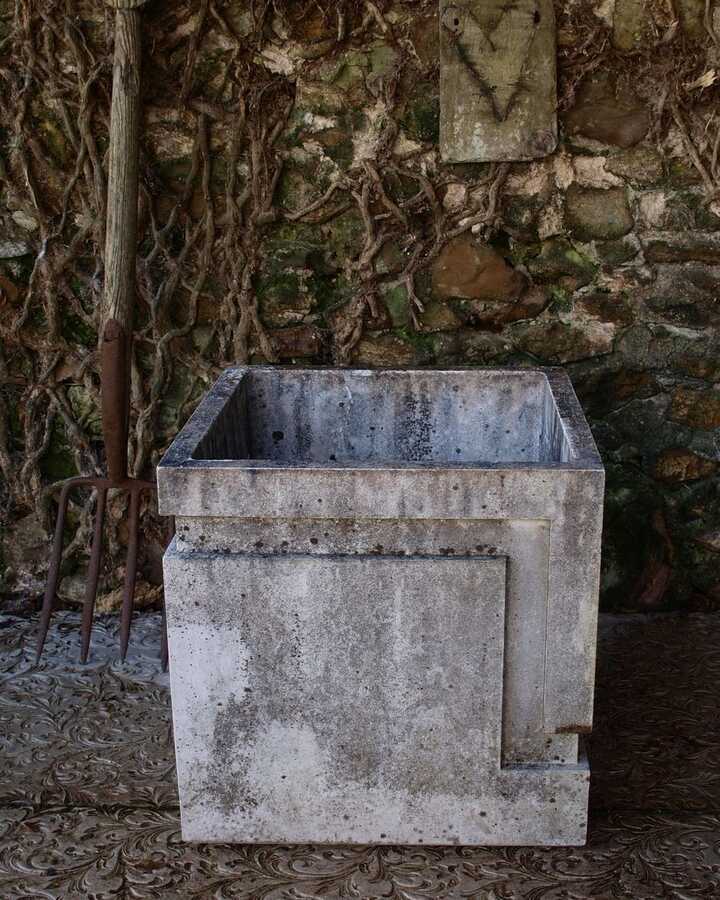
[0,611,719,898]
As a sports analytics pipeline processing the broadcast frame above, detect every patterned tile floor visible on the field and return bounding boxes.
[1,610,719,898]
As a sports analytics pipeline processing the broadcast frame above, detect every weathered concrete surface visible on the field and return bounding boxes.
[161,367,596,468]
[173,516,574,768]
[439,0,557,161]
[159,366,603,845]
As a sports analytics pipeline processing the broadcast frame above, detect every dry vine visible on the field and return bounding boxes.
[1,0,719,599]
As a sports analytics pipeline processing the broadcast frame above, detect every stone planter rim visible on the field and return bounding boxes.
[158,365,603,480]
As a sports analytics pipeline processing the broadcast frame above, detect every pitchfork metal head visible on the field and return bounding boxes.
[35,475,158,666]
[36,319,167,669]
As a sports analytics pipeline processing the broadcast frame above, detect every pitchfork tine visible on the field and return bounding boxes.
[35,481,74,664]
[119,488,141,660]
[80,488,107,664]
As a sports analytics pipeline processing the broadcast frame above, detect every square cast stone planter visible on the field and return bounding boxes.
[158,367,604,846]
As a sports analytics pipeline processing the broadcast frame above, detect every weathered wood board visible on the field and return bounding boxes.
[439,0,557,162]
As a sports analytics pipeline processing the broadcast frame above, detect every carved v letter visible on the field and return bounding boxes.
[442,1,539,122]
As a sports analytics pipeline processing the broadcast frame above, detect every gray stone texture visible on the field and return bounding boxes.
[159,366,603,844]
[564,186,634,243]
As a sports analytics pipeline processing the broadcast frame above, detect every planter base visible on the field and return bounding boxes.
[165,544,590,846]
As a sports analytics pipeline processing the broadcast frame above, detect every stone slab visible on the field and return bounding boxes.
[164,549,589,845]
[439,0,557,162]
[172,515,577,767]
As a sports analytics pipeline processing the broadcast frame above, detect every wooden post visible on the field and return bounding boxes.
[101,0,149,481]
[439,0,557,162]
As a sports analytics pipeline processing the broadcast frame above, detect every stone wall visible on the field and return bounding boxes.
[1,0,719,613]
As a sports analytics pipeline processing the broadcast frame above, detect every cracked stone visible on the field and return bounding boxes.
[432,236,526,303]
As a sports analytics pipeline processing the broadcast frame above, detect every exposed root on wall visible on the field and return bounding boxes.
[0,0,719,604]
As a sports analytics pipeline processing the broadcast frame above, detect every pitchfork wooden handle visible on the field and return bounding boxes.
[101,319,129,482]
[101,0,149,479]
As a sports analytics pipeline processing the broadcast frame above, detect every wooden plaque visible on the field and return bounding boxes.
[439,0,557,162]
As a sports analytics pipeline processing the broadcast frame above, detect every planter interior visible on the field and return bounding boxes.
[194,368,574,466]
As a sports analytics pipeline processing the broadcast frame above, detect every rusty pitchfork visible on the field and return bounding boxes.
[36,0,162,665]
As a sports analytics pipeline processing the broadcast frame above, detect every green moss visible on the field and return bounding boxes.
[268,221,319,245]
[382,285,410,328]
[401,87,440,144]
[319,131,354,168]
[508,241,541,267]
[664,189,720,231]
[278,116,305,151]
[330,51,370,91]
[28,303,46,331]
[548,287,572,313]
[309,271,352,314]
[369,44,399,77]
[40,421,77,481]
[257,270,301,304]
[666,159,703,188]
[528,237,597,286]
[324,208,366,258]
[67,386,101,438]
[36,112,69,166]
[395,325,435,359]
[695,202,720,231]
[265,223,324,268]
[61,314,97,348]
[157,365,196,432]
